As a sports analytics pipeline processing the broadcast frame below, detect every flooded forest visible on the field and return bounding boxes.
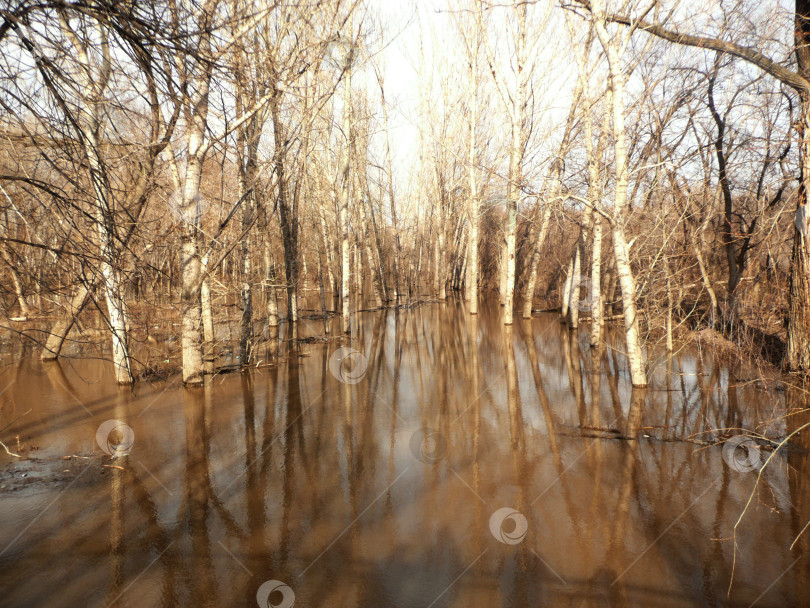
[2,0,810,606]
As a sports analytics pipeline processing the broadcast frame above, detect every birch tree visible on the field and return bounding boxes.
[168,0,277,384]
[587,0,648,386]
[456,3,483,315]
[6,5,175,383]
[335,19,356,333]
[595,0,810,373]
[483,2,530,324]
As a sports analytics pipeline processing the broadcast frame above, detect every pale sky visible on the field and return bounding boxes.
[362,0,579,218]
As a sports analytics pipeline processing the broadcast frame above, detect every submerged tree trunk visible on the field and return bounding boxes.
[100,257,132,384]
[353,141,384,307]
[265,246,280,328]
[522,70,580,320]
[590,217,604,345]
[593,6,647,386]
[233,64,262,366]
[88,144,131,384]
[339,44,353,333]
[174,19,212,387]
[503,1,527,326]
[377,74,401,303]
[788,97,810,370]
[60,15,133,384]
[365,192,389,303]
[436,199,447,301]
[180,153,205,386]
[467,33,480,315]
[789,11,810,369]
[200,256,215,374]
[318,206,338,295]
[177,81,209,385]
[664,257,674,352]
[596,0,810,375]
[41,282,93,360]
[612,224,647,386]
[569,244,583,329]
[270,89,298,327]
[707,61,742,317]
[561,255,574,321]
[583,78,609,346]
[522,202,553,319]
[239,209,253,365]
[498,238,508,306]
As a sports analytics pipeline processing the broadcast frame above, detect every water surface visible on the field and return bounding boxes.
[0,301,808,607]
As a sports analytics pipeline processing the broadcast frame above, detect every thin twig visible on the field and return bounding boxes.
[0,408,32,435]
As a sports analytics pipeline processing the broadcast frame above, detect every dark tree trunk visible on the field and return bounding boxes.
[788,1,810,370]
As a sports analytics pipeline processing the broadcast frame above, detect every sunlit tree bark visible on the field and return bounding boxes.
[60,13,133,384]
[599,0,810,373]
[339,20,355,333]
[503,3,528,325]
[590,0,647,386]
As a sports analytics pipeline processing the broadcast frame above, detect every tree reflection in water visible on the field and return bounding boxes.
[0,302,806,606]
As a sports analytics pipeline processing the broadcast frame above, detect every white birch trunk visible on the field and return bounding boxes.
[568,245,582,329]
[339,40,353,333]
[522,203,552,318]
[380,88,401,303]
[561,256,574,320]
[590,217,604,346]
[318,206,337,294]
[499,239,508,306]
[582,75,609,346]
[61,17,132,384]
[264,244,279,328]
[521,65,580,320]
[467,28,480,315]
[180,151,205,386]
[593,7,647,386]
[200,251,215,374]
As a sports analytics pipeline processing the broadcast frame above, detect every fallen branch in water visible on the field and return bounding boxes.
[0,438,21,458]
[0,409,32,458]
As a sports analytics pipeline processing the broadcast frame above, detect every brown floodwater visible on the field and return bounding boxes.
[1,300,809,607]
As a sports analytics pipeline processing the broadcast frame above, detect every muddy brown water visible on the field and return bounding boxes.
[0,300,809,607]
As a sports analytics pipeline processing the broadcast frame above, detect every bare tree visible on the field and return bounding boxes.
[586,0,649,386]
[595,0,810,372]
